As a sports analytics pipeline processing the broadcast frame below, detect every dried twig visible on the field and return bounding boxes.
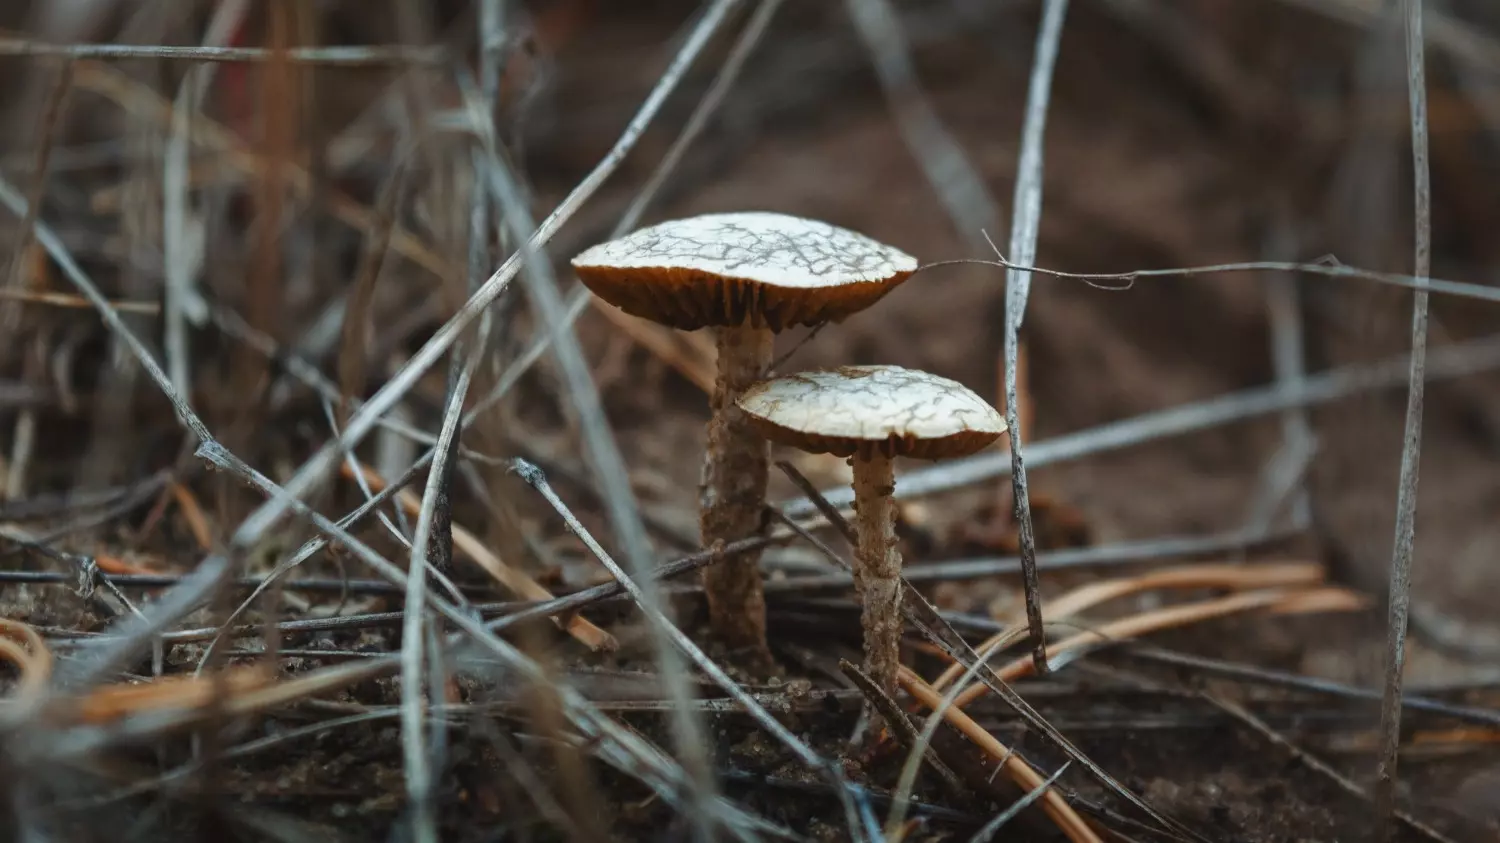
[944,587,1369,711]
[929,561,1329,694]
[0,37,447,65]
[1118,645,1500,728]
[991,0,1069,677]
[1374,1,1433,835]
[781,328,1500,517]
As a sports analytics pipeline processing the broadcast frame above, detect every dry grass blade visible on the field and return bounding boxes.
[1374,0,1433,836]
[1118,644,1500,727]
[898,668,1101,843]
[992,0,1070,679]
[398,314,477,843]
[0,288,157,313]
[929,561,1329,694]
[1259,217,1314,531]
[0,37,446,65]
[57,664,272,726]
[465,89,715,829]
[945,586,1370,711]
[168,481,213,551]
[839,658,969,799]
[783,327,1500,517]
[346,461,615,650]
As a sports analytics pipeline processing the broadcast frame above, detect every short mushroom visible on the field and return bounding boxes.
[572,212,917,664]
[736,365,1007,695]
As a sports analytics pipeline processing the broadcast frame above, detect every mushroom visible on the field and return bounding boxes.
[735,365,1007,695]
[572,212,917,663]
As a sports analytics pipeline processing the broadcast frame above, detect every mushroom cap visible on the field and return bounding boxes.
[735,365,1007,461]
[571,211,918,331]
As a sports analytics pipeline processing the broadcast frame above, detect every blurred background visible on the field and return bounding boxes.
[3,0,1500,839]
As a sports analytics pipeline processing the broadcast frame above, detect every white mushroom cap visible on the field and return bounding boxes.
[571,211,918,331]
[736,365,1008,460]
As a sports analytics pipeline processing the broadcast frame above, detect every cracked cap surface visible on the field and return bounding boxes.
[571,211,918,331]
[736,365,1007,460]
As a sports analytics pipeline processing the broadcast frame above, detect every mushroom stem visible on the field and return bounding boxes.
[699,323,774,662]
[852,450,902,696]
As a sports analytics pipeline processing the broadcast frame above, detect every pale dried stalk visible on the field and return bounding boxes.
[60,664,273,725]
[930,560,1327,693]
[1376,0,1434,835]
[949,586,1368,711]
[699,324,774,660]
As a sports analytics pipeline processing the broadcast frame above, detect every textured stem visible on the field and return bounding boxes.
[853,452,901,697]
[699,324,773,662]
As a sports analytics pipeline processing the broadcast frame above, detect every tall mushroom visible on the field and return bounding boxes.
[572,212,917,663]
[736,365,1007,695]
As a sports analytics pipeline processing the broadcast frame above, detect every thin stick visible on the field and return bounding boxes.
[929,561,1328,694]
[1262,217,1315,529]
[1118,645,1500,729]
[399,326,477,843]
[1375,0,1433,835]
[920,248,1500,302]
[779,328,1500,517]
[996,0,1069,677]
[0,38,446,65]
[768,527,1283,591]
[947,587,1367,712]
